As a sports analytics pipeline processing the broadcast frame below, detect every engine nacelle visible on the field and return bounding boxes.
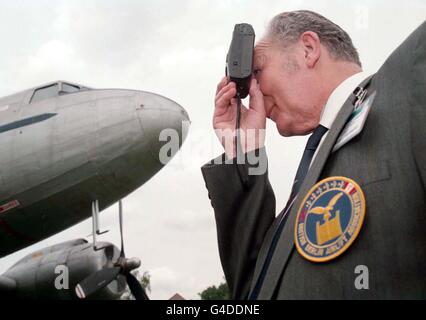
[0,239,127,299]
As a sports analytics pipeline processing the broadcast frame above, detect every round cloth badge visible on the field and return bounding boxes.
[294,176,366,262]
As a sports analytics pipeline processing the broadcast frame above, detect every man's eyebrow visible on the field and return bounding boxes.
[253,53,266,67]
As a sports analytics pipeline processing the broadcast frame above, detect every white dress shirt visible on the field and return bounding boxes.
[312,71,370,162]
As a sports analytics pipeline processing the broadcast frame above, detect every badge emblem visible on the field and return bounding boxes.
[333,91,377,153]
[294,176,366,262]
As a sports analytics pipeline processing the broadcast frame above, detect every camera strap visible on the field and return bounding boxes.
[235,93,249,186]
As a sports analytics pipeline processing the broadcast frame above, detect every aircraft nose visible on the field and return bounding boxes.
[135,91,190,163]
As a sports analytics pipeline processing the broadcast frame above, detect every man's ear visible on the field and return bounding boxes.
[300,31,321,68]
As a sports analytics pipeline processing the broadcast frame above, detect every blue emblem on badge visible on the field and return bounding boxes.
[294,176,366,262]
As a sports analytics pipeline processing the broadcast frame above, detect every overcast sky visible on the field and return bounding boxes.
[0,0,424,299]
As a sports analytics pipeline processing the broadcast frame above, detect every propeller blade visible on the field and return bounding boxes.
[119,200,125,258]
[126,273,149,300]
[75,266,121,299]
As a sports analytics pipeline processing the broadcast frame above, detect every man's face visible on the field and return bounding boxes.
[253,38,320,136]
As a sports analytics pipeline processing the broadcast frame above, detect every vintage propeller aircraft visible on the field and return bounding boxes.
[0,80,189,299]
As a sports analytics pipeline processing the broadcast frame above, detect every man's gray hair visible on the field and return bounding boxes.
[265,10,361,67]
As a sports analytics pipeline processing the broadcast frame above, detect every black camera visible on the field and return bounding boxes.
[226,23,255,99]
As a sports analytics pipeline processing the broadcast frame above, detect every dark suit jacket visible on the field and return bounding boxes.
[202,21,426,299]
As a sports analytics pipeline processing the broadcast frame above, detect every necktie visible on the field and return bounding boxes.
[289,125,328,200]
[249,124,328,299]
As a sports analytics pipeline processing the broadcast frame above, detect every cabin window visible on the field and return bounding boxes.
[30,84,59,103]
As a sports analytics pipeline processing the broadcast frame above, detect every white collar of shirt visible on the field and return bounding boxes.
[310,71,370,166]
[319,71,369,129]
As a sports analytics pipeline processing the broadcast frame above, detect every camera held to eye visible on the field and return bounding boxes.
[226,23,255,99]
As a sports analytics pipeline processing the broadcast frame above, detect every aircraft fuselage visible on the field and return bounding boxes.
[0,81,189,258]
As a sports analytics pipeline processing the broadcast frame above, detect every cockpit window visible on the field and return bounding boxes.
[30,84,59,104]
[29,82,88,104]
[60,83,80,95]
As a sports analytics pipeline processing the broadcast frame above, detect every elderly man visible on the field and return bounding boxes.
[201,10,426,299]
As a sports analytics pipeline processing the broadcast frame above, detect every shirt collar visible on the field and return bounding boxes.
[319,71,369,129]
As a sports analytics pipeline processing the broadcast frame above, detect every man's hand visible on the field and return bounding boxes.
[213,77,266,159]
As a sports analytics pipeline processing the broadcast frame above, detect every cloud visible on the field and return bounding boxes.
[150,266,203,300]
[26,40,75,74]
